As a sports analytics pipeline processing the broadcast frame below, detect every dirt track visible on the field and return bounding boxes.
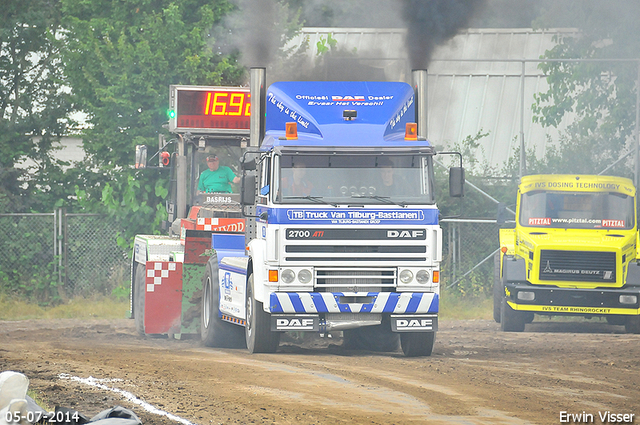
[1,318,639,425]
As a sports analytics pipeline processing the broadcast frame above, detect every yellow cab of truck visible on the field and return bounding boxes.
[495,174,640,332]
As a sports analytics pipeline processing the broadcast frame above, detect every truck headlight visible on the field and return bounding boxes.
[298,269,312,284]
[517,291,535,301]
[399,269,413,284]
[415,270,430,284]
[281,269,295,283]
[619,295,637,305]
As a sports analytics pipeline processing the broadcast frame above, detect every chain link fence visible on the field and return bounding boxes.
[0,206,502,302]
[0,211,129,301]
[64,213,130,297]
[440,219,501,297]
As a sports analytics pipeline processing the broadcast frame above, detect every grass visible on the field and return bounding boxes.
[0,294,130,321]
[439,292,493,320]
[0,292,493,321]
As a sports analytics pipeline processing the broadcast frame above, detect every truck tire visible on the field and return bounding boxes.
[133,262,146,336]
[245,274,280,353]
[201,259,246,348]
[400,332,435,357]
[342,318,399,352]
[625,316,640,334]
[493,253,502,323]
[500,298,526,332]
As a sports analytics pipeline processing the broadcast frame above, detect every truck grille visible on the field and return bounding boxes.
[315,267,396,291]
[284,244,426,263]
[538,250,616,283]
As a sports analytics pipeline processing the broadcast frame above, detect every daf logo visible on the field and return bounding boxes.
[387,230,424,238]
[397,319,432,328]
[276,318,315,329]
[332,95,365,101]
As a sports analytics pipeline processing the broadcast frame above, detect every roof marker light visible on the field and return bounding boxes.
[286,122,298,140]
[343,110,357,121]
[405,123,418,140]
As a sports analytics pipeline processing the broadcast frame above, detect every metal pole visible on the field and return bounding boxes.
[61,208,66,288]
[53,209,58,281]
[635,61,640,189]
[176,136,187,219]
[519,60,526,180]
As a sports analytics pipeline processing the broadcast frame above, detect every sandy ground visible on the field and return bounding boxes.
[1,317,639,425]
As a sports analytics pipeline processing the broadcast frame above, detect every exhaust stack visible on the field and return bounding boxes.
[250,67,266,148]
[412,69,428,140]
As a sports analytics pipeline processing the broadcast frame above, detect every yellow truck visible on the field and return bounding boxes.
[495,174,640,332]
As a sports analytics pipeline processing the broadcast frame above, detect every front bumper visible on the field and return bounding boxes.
[505,283,640,316]
[269,291,438,314]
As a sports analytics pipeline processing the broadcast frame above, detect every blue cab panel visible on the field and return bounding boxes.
[262,81,425,150]
[211,233,245,262]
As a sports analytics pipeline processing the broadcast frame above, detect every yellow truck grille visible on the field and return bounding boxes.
[538,250,616,283]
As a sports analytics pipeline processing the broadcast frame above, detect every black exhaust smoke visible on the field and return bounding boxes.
[400,0,487,69]
[232,0,279,68]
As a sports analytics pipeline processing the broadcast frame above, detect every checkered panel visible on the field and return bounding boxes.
[196,217,245,232]
[144,261,183,335]
[146,262,178,292]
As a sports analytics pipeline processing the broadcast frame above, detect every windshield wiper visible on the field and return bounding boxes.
[350,195,407,207]
[284,195,338,207]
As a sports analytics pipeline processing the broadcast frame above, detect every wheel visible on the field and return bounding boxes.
[342,318,399,352]
[523,312,535,324]
[400,332,435,357]
[500,297,526,332]
[625,316,640,334]
[133,262,146,336]
[245,273,280,353]
[493,253,502,323]
[201,257,246,348]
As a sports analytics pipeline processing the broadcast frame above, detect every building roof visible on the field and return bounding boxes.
[288,28,580,169]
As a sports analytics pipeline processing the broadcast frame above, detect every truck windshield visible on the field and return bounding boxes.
[520,191,635,229]
[274,154,435,205]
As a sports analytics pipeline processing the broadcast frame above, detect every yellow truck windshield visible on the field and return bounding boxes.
[520,191,635,229]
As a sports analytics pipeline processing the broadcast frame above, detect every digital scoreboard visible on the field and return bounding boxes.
[168,85,251,134]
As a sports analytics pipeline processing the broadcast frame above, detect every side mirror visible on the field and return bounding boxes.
[449,167,465,198]
[241,173,257,205]
[242,158,256,171]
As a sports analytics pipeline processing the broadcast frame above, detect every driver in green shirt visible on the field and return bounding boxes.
[198,154,240,193]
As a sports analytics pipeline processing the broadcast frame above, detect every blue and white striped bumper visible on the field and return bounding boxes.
[269,292,438,314]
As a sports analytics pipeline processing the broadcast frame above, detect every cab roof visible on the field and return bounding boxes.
[260,81,430,151]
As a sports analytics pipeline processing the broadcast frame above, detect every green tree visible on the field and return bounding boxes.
[532,1,640,178]
[59,0,246,245]
[0,0,77,213]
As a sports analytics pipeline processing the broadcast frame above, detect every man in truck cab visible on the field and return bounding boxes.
[377,158,408,196]
[198,154,241,193]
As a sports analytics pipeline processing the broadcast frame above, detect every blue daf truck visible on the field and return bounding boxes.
[132,68,464,357]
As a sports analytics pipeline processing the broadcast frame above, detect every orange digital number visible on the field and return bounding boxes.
[211,92,228,115]
[228,93,244,116]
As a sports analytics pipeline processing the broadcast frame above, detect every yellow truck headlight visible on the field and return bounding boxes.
[517,291,535,301]
[619,295,637,305]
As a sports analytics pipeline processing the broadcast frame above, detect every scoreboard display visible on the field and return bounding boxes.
[168,85,251,134]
